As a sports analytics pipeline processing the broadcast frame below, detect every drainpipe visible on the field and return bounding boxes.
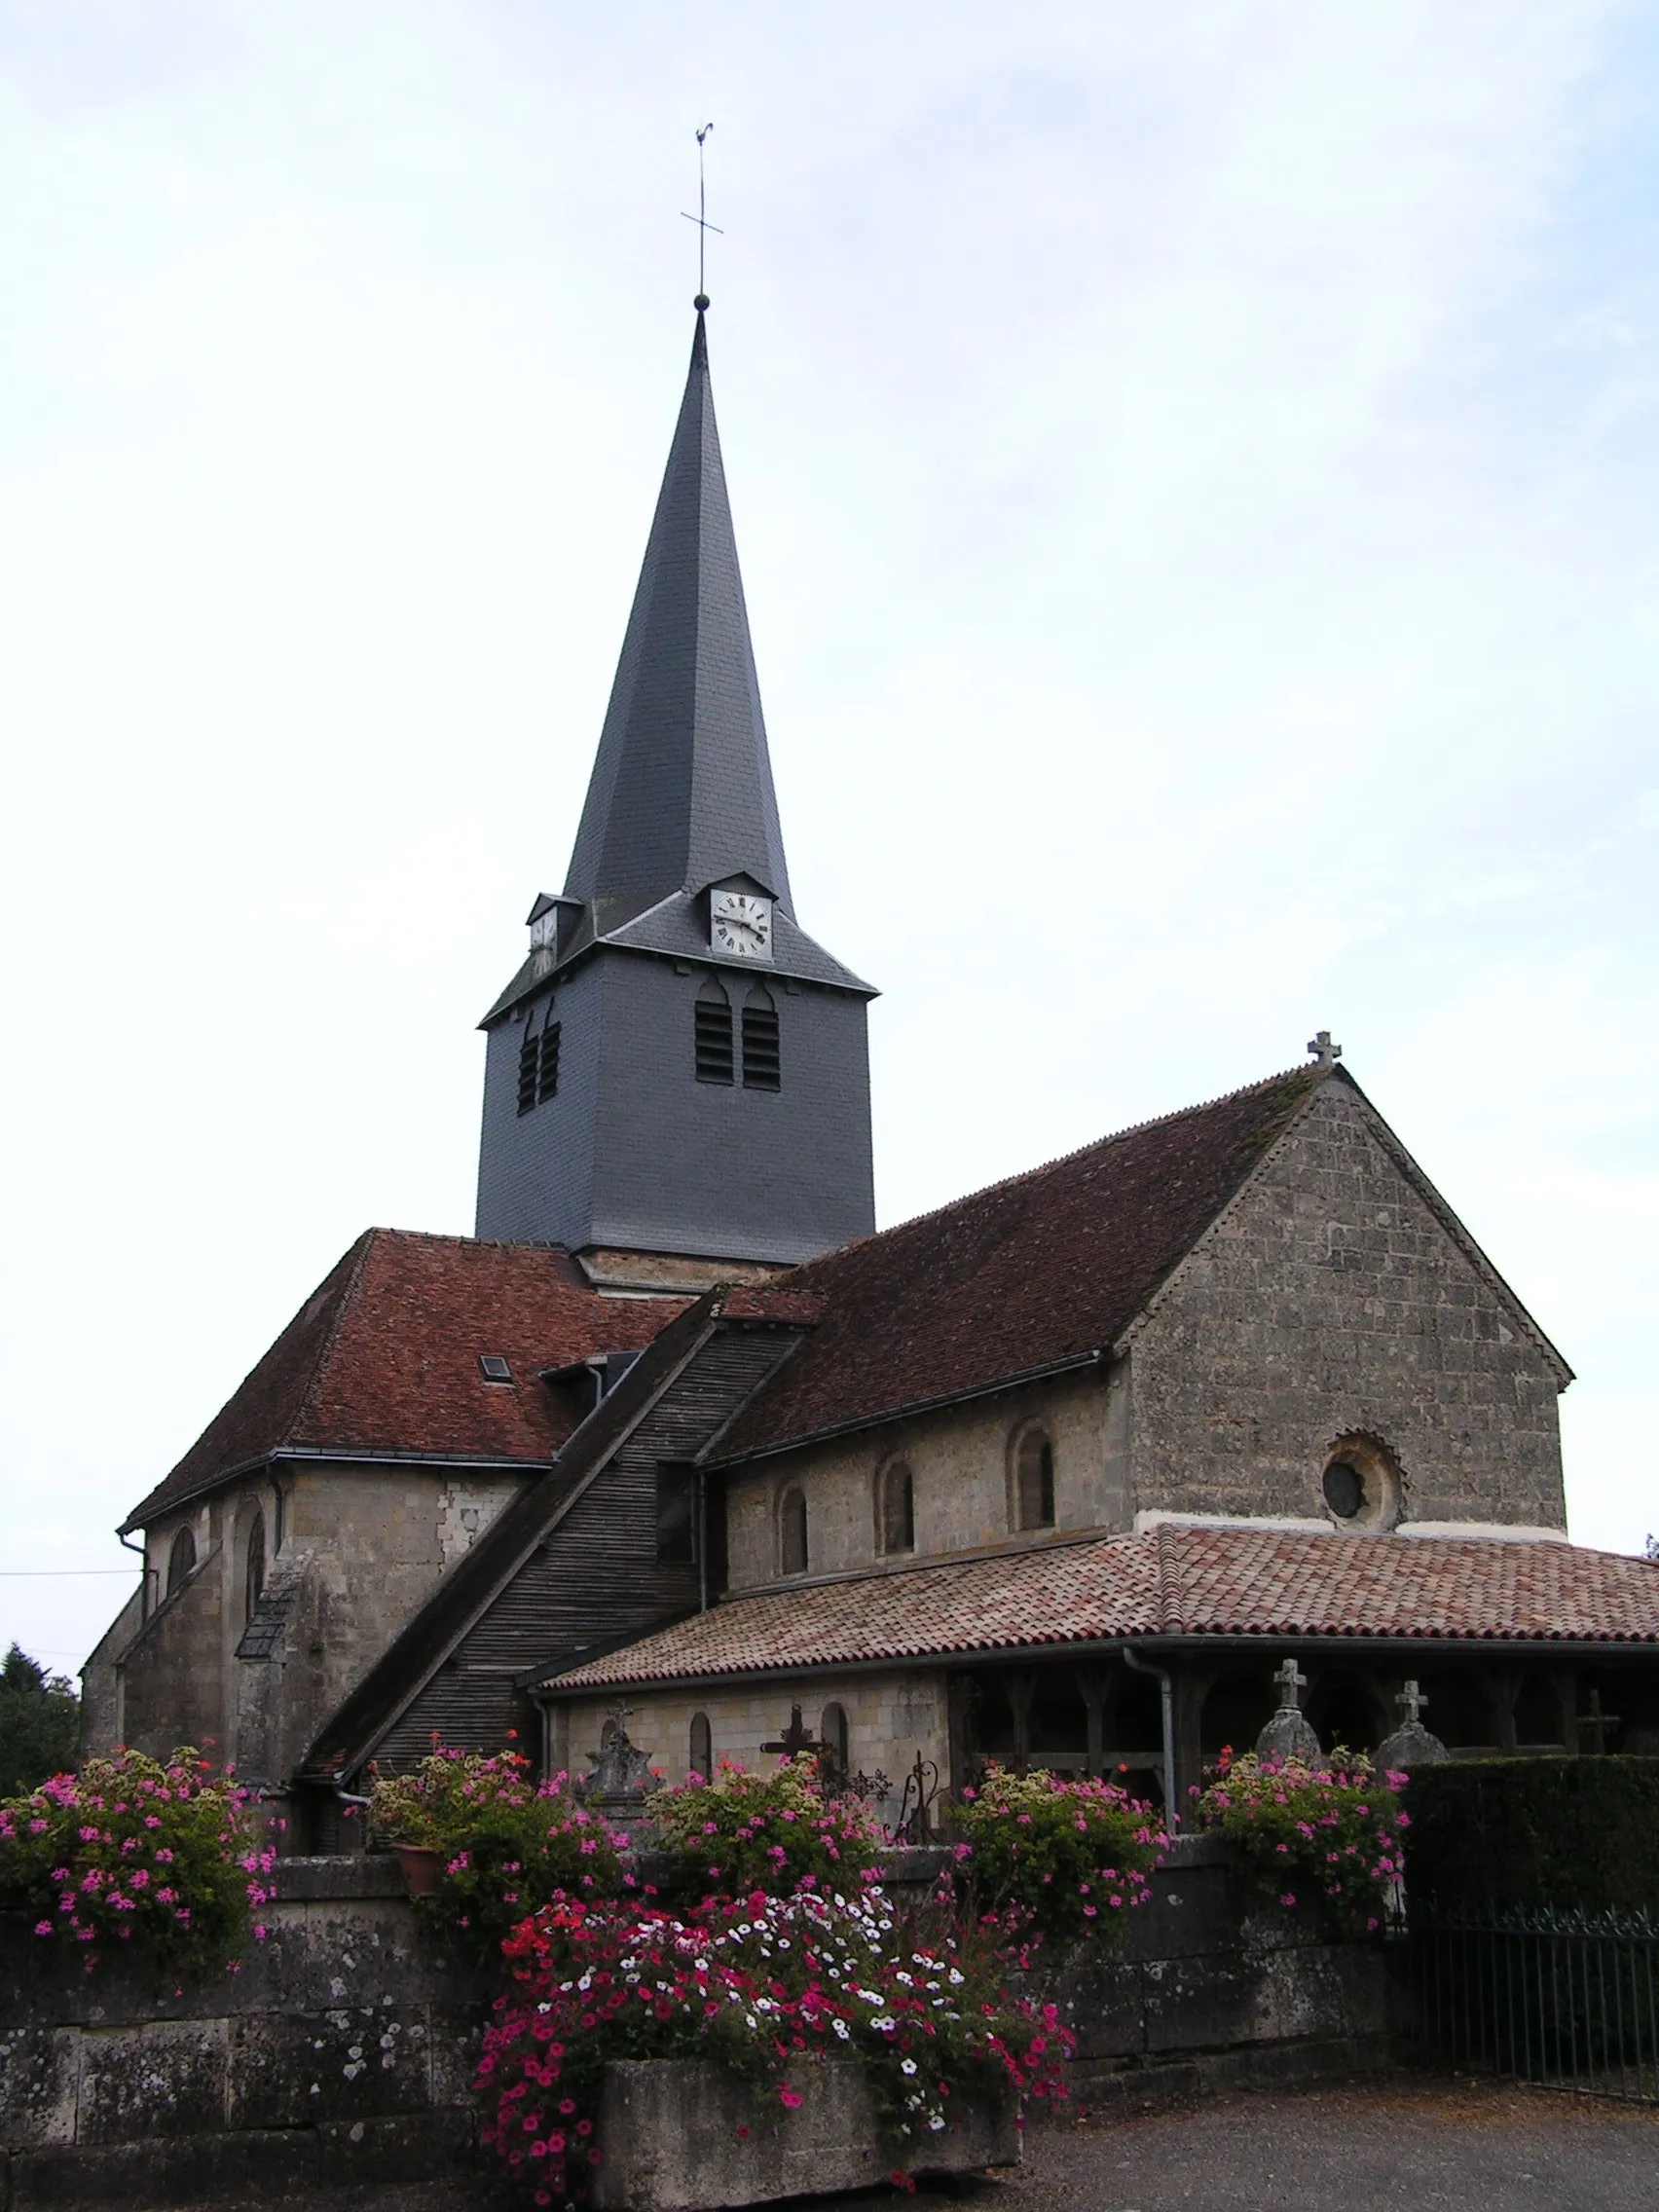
[697,1470,709,1613]
[1123,1644,1178,1832]
[118,1529,154,1622]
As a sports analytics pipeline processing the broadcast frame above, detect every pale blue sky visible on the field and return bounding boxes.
[2,2,1655,1672]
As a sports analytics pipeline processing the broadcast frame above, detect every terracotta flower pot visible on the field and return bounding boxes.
[395,1843,445,1898]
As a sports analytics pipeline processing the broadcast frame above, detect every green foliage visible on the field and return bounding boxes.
[1195,1749,1404,1938]
[648,1755,884,1899]
[368,1747,629,1953]
[0,1644,80,1799]
[0,1746,276,1974]
[952,1765,1166,1945]
[1404,1757,1659,1914]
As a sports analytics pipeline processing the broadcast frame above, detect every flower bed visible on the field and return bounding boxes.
[952,1764,1167,1944]
[368,1746,630,1953]
[0,1746,276,1975]
[647,1755,883,1899]
[478,1883,1069,2205]
[1194,1748,1406,1936]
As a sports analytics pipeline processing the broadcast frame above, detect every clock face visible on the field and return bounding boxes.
[711,890,773,959]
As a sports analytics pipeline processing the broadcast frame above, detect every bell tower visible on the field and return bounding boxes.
[474,305,877,1290]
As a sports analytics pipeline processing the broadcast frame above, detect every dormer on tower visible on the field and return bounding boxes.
[474,306,877,1286]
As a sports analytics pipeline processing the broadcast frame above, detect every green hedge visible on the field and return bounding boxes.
[1404,1758,1659,1914]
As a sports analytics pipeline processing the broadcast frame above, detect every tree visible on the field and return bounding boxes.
[0,1643,80,1798]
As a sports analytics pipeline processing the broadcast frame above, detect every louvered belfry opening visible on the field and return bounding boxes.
[695,978,734,1084]
[741,985,781,1090]
[517,1009,560,1115]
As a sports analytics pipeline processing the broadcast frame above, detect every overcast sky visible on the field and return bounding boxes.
[2,2,1655,1676]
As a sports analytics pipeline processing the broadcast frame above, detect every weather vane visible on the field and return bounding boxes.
[682,122,722,309]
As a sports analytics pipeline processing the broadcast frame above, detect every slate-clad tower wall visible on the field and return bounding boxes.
[475,308,876,1266]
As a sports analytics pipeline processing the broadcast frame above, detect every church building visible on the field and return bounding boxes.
[83,301,1659,1844]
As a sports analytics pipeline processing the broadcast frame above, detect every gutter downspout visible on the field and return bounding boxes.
[118,1529,154,1623]
[1123,1643,1178,1831]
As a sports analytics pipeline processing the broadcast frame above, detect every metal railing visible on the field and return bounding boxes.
[1411,1903,1659,2103]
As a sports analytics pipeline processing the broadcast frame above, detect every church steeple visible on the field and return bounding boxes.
[474,304,875,1276]
[563,310,792,912]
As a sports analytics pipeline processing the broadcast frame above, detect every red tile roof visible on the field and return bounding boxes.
[715,1066,1331,1460]
[123,1231,687,1530]
[543,1527,1659,1688]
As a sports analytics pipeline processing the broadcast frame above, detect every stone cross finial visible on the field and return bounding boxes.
[1256,1656,1320,1766]
[1377,1676,1449,1773]
[1395,1679,1427,1728]
[1307,1030,1344,1068]
[1577,1688,1621,1754]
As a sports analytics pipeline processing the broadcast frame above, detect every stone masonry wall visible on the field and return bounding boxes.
[1129,1081,1568,1530]
[0,1840,1400,2208]
[721,1366,1128,1593]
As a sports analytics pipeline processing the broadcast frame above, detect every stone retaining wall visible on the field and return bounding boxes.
[0,1841,1403,2208]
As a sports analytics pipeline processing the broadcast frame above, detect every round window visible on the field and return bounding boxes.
[1323,1460,1365,1520]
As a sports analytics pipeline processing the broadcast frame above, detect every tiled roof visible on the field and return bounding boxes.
[715,1067,1331,1459]
[122,1231,686,1530]
[542,1527,1659,1688]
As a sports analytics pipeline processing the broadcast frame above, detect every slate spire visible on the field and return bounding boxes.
[562,309,793,912]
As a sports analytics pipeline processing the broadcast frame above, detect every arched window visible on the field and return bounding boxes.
[695,978,734,1084]
[819,1702,849,1788]
[779,1486,809,1576]
[517,1000,561,1115]
[1014,1428,1055,1531]
[878,1461,914,1556]
[741,985,781,1090]
[689,1712,713,1781]
[166,1525,197,1598]
[243,1509,266,1627]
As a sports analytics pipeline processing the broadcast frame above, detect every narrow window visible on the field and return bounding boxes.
[879,1461,914,1556]
[273,1485,285,1555]
[820,1702,850,1788]
[517,1004,560,1114]
[780,1486,808,1576]
[741,986,781,1090]
[695,979,734,1084]
[689,1711,713,1781]
[656,1465,697,1564]
[166,1525,197,1598]
[244,1508,266,1626]
[536,1020,560,1104]
[1014,1430,1055,1531]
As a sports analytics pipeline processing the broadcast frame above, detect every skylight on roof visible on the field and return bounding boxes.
[478,1355,514,1383]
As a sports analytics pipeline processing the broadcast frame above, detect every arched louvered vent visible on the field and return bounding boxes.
[695,978,734,1084]
[741,985,780,1091]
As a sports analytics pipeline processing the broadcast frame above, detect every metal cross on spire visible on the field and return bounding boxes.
[682,122,723,309]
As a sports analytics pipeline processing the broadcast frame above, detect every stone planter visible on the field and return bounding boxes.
[592,2056,1019,2212]
[393,1844,444,1897]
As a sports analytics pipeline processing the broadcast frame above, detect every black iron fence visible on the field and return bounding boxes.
[1411,1903,1659,2103]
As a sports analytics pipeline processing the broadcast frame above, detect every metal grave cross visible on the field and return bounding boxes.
[1274,1657,1309,1709]
[1394,1679,1428,1728]
[761,1704,817,1758]
[681,123,723,304]
[1577,1688,1621,1754]
[1307,1030,1344,1068]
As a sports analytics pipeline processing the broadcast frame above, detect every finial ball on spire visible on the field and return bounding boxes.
[694,293,710,312]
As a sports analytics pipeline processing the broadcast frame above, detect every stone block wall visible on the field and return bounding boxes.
[1129,1082,1568,1530]
[0,1856,491,2210]
[0,1839,1402,2208]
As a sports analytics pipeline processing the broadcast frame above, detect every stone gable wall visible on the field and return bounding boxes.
[1128,1082,1567,1529]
